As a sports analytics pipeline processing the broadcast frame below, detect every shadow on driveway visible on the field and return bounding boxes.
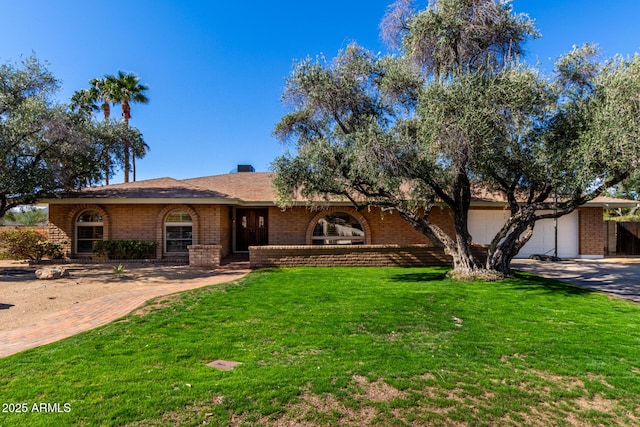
[512,259,640,303]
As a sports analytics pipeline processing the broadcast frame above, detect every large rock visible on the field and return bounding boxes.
[35,267,69,280]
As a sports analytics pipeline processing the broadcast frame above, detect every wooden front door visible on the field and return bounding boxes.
[236,208,268,252]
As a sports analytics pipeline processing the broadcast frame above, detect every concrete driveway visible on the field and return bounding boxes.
[511,258,640,303]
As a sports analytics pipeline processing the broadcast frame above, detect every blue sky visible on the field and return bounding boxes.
[1,1,639,183]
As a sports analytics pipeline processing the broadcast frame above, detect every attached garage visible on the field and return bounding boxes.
[468,210,579,258]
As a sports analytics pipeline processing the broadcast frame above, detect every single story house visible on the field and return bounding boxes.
[42,166,636,268]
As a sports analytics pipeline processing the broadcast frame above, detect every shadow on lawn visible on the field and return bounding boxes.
[390,268,449,283]
[390,269,596,298]
[509,271,596,297]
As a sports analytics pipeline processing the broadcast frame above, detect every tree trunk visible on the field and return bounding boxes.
[123,103,131,183]
[105,156,110,186]
[446,208,485,278]
[488,219,535,276]
[123,144,130,183]
[392,200,482,278]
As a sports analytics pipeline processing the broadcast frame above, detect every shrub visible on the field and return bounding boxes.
[0,229,65,260]
[92,240,157,259]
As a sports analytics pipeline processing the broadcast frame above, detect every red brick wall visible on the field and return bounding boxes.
[360,207,454,245]
[579,207,604,256]
[52,202,572,261]
[268,207,315,245]
[49,203,458,259]
[48,203,226,259]
[269,205,455,246]
[250,244,488,268]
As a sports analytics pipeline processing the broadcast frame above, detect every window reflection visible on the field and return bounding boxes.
[312,213,365,245]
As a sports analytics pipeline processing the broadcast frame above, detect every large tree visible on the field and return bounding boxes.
[0,56,106,218]
[74,72,148,185]
[272,0,640,277]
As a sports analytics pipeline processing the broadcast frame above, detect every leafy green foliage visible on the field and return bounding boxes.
[0,228,64,260]
[400,0,539,76]
[0,55,138,217]
[1,267,640,425]
[273,0,640,276]
[92,240,157,259]
[91,120,147,184]
[112,263,126,276]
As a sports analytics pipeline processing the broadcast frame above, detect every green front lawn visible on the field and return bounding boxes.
[1,267,640,426]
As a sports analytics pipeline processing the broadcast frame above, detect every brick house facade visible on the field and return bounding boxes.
[42,170,633,267]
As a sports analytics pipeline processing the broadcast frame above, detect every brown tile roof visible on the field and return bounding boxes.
[44,172,639,208]
[182,172,276,202]
[54,177,230,200]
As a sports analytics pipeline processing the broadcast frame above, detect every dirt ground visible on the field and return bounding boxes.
[0,260,232,332]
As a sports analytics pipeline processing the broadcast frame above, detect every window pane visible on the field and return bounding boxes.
[166,210,192,223]
[166,226,192,239]
[78,226,103,239]
[166,239,191,253]
[77,210,102,223]
[166,225,192,253]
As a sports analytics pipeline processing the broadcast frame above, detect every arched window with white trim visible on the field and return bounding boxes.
[312,212,365,245]
[76,210,104,253]
[165,210,193,253]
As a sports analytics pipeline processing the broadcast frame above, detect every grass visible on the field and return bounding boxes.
[1,267,640,426]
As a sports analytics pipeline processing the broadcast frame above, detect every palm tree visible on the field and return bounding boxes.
[90,76,117,121]
[70,87,99,118]
[110,71,149,183]
[88,77,120,185]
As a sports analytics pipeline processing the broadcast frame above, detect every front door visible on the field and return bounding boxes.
[236,208,268,252]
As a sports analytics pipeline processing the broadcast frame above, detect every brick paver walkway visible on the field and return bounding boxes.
[0,269,249,358]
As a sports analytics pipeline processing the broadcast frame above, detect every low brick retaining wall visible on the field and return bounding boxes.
[188,245,222,268]
[250,245,488,268]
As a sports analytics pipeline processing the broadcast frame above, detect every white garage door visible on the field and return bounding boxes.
[467,210,579,258]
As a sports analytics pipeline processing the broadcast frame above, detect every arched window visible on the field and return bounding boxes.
[76,210,104,253]
[312,212,365,245]
[165,210,192,253]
